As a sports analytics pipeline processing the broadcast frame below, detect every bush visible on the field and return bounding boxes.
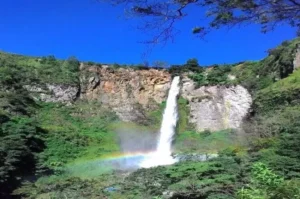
[254,70,300,113]
[62,56,80,72]
[0,116,46,197]
[205,65,232,85]
[86,61,95,66]
[168,58,203,77]
[236,163,300,199]
[123,157,243,199]
[0,52,79,85]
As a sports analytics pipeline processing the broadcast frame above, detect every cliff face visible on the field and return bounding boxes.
[293,44,300,71]
[80,66,171,122]
[181,75,252,131]
[24,66,252,131]
[24,84,79,105]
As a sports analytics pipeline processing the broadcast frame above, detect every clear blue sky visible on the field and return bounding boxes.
[0,0,296,65]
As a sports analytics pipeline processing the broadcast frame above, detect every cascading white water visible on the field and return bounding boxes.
[140,76,180,168]
[156,76,180,157]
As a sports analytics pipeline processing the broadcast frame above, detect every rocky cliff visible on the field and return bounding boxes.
[181,75,252,131]
[293,43,300,71]
[24,84,79,105]
[24,65,252,131]
[80,66,171,122]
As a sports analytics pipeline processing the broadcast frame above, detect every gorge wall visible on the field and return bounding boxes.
[79,66,171,122]
[25,65,252,131]
[181,75,252,131]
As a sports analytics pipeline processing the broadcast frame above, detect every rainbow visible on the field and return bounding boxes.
[99,151,155,162]
[64,151,157,177]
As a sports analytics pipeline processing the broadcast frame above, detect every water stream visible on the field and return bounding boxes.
[140,76,180,168]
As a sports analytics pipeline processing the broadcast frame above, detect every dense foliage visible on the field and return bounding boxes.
[0,63,46,197]
[0,53,118,197]
[0,52,80,85]
[237,162,300,199]
[167,39,299,93]
[2,38,300,198]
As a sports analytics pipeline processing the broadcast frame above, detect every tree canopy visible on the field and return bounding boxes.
[100,0,300,44]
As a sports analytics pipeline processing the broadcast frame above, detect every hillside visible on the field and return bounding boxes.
[1,38,300,199]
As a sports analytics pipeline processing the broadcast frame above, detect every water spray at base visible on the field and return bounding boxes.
[67,76,217,174]
[88,76,181,172]
[139,76,180,168]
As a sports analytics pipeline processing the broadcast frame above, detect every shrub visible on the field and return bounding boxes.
[86,61,95,65]
[0,116,46,197]
[62,56,80,72]
[168,58,203,77]
[205,65,232,85]
[254,70,300,113]
[236,163,300,199]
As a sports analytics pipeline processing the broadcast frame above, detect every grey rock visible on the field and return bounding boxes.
[103,186,119,193]
[81,67,171,122]
[174,153,218,162]
[24,84,79,104]
[227,74,236,80]
[181,76,252,131]
[87,76,100,90]
[293,44,300,71]
[163,191,175,199]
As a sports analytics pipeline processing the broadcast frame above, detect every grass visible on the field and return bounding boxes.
[109,120,159,132]
[146,100,166,128]
[4,38,300,199]
[254,69,300,112]
[145,97,190,133]
[174,129,245,154]
[35,101,120,171]
[35,100,162,179]
[177,97,190,133]
[0,51,79,85]
[63,159,115,179]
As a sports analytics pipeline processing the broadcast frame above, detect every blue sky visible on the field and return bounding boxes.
[0,0,296,65]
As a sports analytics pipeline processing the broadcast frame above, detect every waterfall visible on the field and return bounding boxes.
[140,76,180,168]
[156,76,180,157]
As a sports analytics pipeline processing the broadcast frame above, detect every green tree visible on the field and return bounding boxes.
[237,162,284,199]
[0,117,46,198]
[62,56,80,72]
[152,60,169,69]
[99,0,300,43]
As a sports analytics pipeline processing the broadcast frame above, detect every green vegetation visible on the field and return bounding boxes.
[174,129,244,154]
[254,70,300,113]
[237,162,300,199]
[14,175,124,199]
[231,39,299,93]
[170,38,300,92]
[0,59,120,196]
[121,156,244,199]
[145,97,189,133]
[36,101,120,174]
[0,52,80,85]
[16,156,245,199]
[168,58,204,77]
[0,116,46,197]
[2,38,300,199]
[177,97,190,133]
[145,100,166,128]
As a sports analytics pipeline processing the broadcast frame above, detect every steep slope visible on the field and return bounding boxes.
[254,69,300,113]
[2,38,300,199]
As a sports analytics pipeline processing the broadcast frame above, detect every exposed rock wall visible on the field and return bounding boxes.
[80,66,171,122]
[24,84,79,105]
[24,66,252,130]
[293,44,300,71]
[181,76,252,131]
